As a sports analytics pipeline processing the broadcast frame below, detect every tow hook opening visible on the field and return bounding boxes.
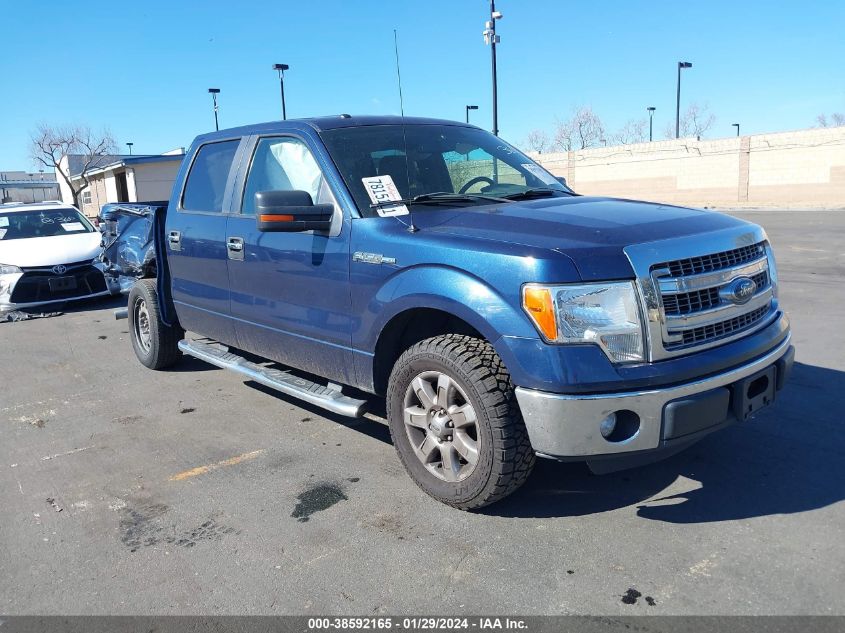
[600,410,641,443]
[747,374,770,400]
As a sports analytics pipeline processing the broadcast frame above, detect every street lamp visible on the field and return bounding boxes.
[272,63,290,120]
[675,61,692,139]
[126,142,133,155]
[647,107,656,142]
[482,2,503,136]
[465,105,479,124]
[208,88,221,131]
[732,123,740,137]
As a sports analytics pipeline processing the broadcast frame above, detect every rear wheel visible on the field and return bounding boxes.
[128,279,183,370]
[386,334,535,510]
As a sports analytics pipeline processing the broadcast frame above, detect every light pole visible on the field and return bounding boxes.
[126,142,133,155]
[676,61,692,138]
[482,2,503,136]
[208,88,221,131]
[647,107,656,142]
[465,104,478,124]
[732,123,740,137]
[272,63,289,120]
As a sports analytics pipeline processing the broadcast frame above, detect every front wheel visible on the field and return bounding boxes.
[386,334,535,510]
[128,279,183,370]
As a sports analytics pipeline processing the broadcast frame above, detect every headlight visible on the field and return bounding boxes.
[522,281,645,363]
[0,264,22,275]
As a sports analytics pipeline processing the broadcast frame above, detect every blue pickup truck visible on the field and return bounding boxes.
[127,115,794,509]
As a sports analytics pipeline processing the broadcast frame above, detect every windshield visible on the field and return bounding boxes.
[0,207,94,241]
[320,124,573,217]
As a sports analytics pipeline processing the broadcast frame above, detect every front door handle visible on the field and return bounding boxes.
[168,230,181,251]
[227,236,244,261]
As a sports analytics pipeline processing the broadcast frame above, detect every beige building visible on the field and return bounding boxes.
[531,125,845,209]
[57,150,185,217]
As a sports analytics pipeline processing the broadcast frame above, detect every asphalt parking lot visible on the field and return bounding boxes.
[1,209,843,616]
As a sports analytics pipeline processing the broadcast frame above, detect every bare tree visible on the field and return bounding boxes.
[817,112,845,127]
[524,129,551,153]
[552,119,574,151]
[613,119,649,145]
[30,124,117,207]
[663,103,716,139]
[553,106,606,150]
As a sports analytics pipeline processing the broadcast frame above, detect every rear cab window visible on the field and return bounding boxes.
[181,140,240,212]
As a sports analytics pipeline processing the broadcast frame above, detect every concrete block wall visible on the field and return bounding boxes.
[531,126,845,208]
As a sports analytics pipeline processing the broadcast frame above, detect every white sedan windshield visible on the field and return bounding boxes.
[0,208,93,241]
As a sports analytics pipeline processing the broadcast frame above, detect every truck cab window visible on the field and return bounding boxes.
[181,140,239,212]
[241,137,333,214]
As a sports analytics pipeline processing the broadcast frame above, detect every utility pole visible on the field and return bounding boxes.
[273,64,289,120]
[208,88,221,131]
[483,1,503,136]
[647,107,656,142]
[732,123,740,137]
[676,62,692,138]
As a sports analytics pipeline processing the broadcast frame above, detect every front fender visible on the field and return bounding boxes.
[360,264,538,353]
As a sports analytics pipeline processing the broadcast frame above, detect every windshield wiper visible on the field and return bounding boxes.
[370,191,510,210]
[500,188,560,200]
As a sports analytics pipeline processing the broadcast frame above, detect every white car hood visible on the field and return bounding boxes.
[0,232,103,267]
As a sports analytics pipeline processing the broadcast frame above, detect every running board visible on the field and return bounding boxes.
[177,339,367,417]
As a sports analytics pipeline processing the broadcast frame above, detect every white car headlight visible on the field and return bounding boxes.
[0,264,22,275]
[522,281,645,363]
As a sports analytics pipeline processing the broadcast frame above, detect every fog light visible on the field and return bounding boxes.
[599,413,617,438]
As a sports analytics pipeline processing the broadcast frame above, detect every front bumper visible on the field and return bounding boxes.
[514,333,794,471]
[0,262,115,312]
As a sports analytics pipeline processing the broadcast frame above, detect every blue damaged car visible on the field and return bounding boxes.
[125,115,794,509]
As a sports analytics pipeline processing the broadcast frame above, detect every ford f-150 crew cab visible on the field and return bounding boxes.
[126,115,794,510]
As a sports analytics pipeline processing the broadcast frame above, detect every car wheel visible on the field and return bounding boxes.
[386,334,535,510]
[128,279,183,370]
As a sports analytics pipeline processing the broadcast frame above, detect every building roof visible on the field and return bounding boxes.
[66,154,133,177]
[68,153,185,181]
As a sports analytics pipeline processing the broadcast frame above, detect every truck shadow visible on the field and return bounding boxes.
[483,362,845,522]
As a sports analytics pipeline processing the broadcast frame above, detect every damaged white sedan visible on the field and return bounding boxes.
[0,202,116,312]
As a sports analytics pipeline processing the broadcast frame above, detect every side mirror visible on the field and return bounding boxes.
[255,190,333,232]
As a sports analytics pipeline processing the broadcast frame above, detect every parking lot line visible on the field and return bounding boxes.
[168,449,266,481]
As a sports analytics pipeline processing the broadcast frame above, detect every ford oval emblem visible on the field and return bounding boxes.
[52,264,68,275]
[722,277,757,305]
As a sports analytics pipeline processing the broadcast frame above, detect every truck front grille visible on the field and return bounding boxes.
[650,240,775,355]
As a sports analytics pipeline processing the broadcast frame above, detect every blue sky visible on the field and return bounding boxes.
[1,0,843,168]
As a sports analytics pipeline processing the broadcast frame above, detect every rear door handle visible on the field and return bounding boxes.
[227,236,244,261]
[168,230,181,251]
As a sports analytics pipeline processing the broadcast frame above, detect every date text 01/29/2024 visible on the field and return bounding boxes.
[306,617,528,630]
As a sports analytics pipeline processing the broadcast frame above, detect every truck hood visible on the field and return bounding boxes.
[408,196,751,280]
[0,232,103,268]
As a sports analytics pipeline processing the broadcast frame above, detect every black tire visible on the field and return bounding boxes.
[128,279,183,370]
[386,334,535,510]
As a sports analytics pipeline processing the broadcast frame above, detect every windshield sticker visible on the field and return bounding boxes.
[522,163,559,186]
[0,229,6,239]
[61,222,85,232]
[361,175,409,217]
[0,217,8,227]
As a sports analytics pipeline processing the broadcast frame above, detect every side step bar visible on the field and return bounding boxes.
[178,339,367,418]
